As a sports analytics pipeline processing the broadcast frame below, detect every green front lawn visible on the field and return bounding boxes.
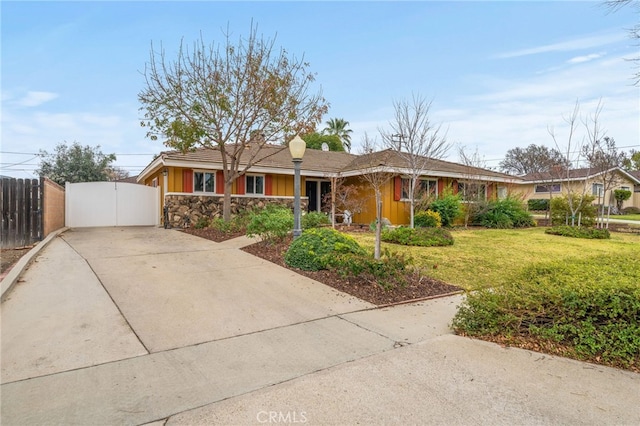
[349,227,639,290]
[618,214,640,221]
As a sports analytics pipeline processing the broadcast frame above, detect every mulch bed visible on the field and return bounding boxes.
[182,227,462,306]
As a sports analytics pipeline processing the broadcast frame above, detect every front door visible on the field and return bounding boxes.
[305,180,331,213]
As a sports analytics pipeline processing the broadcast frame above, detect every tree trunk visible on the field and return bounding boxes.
[223,180,233,221]
[374,193,382,260]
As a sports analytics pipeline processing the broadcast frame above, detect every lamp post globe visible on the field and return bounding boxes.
[289,135,306,239]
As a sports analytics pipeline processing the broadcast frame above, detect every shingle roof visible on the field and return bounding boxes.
[522,167,640,182]
[343,149,515,179]
[162,144,357,173]
[153,144,515,181]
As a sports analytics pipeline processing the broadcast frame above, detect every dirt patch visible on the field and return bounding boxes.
[181,227,461,306]
[1,247,33,274]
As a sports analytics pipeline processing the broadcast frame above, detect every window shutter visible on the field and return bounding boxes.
[438,179,445,196]
[394,176,402,201]
[236,175,245,195]
[265,175,273,196]
[182,170,193,193]
[216,170,224,194]
[451,180,458,195]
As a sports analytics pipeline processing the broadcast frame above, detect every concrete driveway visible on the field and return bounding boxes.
[1,227,639,425]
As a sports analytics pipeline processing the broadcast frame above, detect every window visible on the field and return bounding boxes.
[151,177,158,188]
[534,184,561,193]
[401,178,437,200]
[592,183,604,197]
[246,174,264,195]
[194,171,215,193]
[497,186,507,200]
[458,182,486,201]
[620,186,630,192]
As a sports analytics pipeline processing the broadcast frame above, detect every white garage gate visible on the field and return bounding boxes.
[66,182,160,227]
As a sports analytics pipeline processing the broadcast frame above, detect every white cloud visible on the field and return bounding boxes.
[17,91,59,107]
[496,32,625,59]
[567,52,604,64]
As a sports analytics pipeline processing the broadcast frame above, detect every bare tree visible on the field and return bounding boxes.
[549,100,608,227]
[358,133,394,259]
[457,145,488,227]
[499,144,569,176]
[139,23,328,220]
[606,0,640,85]
[379,94,450,228]
[583,136,626,227]
[323,175,364,228]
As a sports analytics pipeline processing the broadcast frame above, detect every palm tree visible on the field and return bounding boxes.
[323,118,353,152]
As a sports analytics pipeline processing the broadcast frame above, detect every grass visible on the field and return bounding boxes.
[618,214,640,221]
[349,227,639,290]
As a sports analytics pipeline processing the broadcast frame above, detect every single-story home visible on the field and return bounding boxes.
[519,167,640,212]
[136,143,640,227]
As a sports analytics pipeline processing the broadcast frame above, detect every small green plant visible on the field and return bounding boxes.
[381,226,454,247]
[428,191,461,227]
[414,210,442,228]
[246,204,293,243]
[369,217,391,231]
[193,216,210,229]
[326,249,413,290]
[545,225,610,239]
[284,227,366,271]
[302,211,330,229]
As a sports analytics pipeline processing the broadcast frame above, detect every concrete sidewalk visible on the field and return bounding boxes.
[1,227,639,425]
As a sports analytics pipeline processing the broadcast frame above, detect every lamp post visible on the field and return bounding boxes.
[289,135,306,239]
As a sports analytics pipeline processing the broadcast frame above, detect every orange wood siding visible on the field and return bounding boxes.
[182,169,193,193]
[270,174,292,196]
[215,170,224,194]
[236,175,245,195]
[265,175,273,196]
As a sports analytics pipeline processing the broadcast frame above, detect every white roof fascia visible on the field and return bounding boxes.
[137,156,165,183]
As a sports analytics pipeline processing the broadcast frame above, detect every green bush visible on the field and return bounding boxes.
[621,206,640,215]
[428,191,461,227]
[473,197,535,229]
[528,199,550,211]
[246,204,293,243]
[415,210,442,228]
[381,226,454,247]
[284,228,366,271]
[302,211,330,229]
[545,225,611,239]
[452,253,640,369]
[210,212,250,234]
[326,249,413,291]
[193,216,210,229]
[613,189,632,211]
[550,194,597,227]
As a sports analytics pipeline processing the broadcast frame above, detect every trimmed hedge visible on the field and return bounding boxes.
[545,225,610,239]
[381,226,454,247]
[528,199,550,211]
[452,253,640,369]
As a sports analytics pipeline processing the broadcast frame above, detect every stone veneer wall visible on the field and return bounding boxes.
[164,194,308,228]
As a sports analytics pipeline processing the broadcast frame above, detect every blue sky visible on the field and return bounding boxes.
[2,1,638,178]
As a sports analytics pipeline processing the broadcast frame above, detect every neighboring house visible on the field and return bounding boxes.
[136,144,517,227]
[520,167,640,211]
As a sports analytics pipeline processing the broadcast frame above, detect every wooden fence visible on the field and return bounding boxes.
[1,177,43,248]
